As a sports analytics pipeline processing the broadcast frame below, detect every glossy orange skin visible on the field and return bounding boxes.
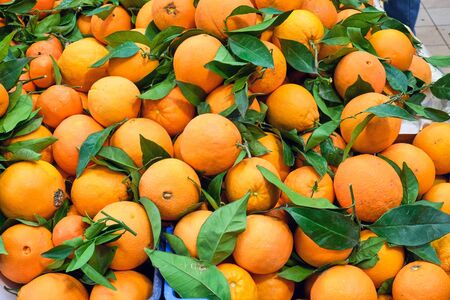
[5,126,54,163]
[218,263,258,300]
[52,215,87,246]
[300,0,337,29]
[253,272,295,300]
[408,55,432,84]
[29,55,55,88]
[0,83,9,117]
[152,0,196,30]
[90,5,132,44]
[424,183,450,214]
[90,271,152,300]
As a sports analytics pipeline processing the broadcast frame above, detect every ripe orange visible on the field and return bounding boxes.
[249,41,287,94]
[225,157,281,212]
[90,270,152,300]
[253,272,295,300]
[71,166,130,217]
[78,92,88,110]
[392,261,450,300]
[432,233,450,272]
[334,154,403,222]
[17,273,88,300]
[142,87,196,136]
[266,84,319,131]
[310,265,377,300]
[52,215,86,246]
[110,118,173,167]
[139,158,201,220]
[206,84,260,113]
[91,5,132,44]
[233,215,293,274]
[258,132,290,180]
[31,0,55,17]
[173,34,223,93]
[0,224,53,284]
[423,183,450,214]
[336,8,360,22]
[369,29,415,71]
[340,93,402,153]
[217,263,258,300]
[179,113,242,176]
[4,126,53,163]
[152,0,195,30]
[135,1,154,28]
[334,51,386,98]
[173,210,212,257]
[36,85,83,128]
[52,114,104,176]
[283,166,334,204]
[254,0,302,11]
[58,37,109,92]
[0,160,66,220]
[381,143,436,195]
[413,123,450,175]
[301,0,337,29]
[19,72,36,92]
[26,39,62,59]
[77,15,92,35]
[294,227,352,267]
[93,201,153,270]
[108,43,159,83]
[408,55,432,84]
[272,10,324,51]
[29,55,55,88]
[195,0,257,38]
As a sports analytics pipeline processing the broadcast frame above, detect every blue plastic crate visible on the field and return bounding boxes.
[150,266,163,300]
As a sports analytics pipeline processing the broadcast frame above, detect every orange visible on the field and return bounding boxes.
[36,85,83,128]
[173,210,212,257]
[283,166,334,203]
[173,133,183,160]
[217,263,258,300]
[4,125,53,163]
[253,272,295,300]
[360,230,405,288]
[408,55,432,84]
[179,113,242,175]
[19,72,36,92]
[142,86,195,136]
[93,201,153,270]
[173,34,223,93]
[71,166,130,218]
[136,1,154,28]
[310,265,377,300]
[369,29,415,71]
[206,84,260,113]
[46,35,64,53]
[334,51,386,98]
[225,157,281,212]
[31,0,55,17]
[233,215,293,274]
[294,227,352,267]
[88,76,142,127]
[413,123,450,175]
[378,296,393,300]
[110,118,174,167]
[381,143,436,195]
[90,270,152,300]
[52,215,86,246]
[254,0,302,11]
[77,15,92,35]
[299,131,347,158]
[195,0,257,38]
[52,114,104,175]
[152,0,195,30]
[337,9,360,22]
[26,40,62,59]
[108,43,159,82]
[29,55,55,88]
[79,92,88,110]
[249,41,287,94]
[272,10,324,51]
[0,160,66,220]
[318,43,351,60]
[266,83,319,131]
[334,154,403,222]
[301,0,337,29]
[139,158,201,220]
[58,37,109,92]
[264,198,289,223]
[0,224,53,284]
[258,132,290,180]
[340,93,402,153]
[423,183,450,214]
[432,233,450,272]
[392,261,450,300]
[91,5,132,44]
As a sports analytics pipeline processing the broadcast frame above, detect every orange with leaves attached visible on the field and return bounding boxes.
[218,263,259,300]
[174,210,213,257]
[90,5,132,44]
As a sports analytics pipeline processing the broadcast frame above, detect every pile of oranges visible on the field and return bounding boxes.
[0,0,449,299]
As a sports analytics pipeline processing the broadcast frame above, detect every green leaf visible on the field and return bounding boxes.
[0,57,31,90]
[228,34,274,68]
[97,146,138,172]
[0,95,33,135]
[424,55,450,68]
[369,204,450,246]
[407,243,441,265]
[140,134,171,167]
[50,55,62,86]
[177,81,206,106]
[305,120,340,151]
[146,249,230,300]
[346,27,376,55]
[349,236,385,268]
[277,265,314,283]
[84,4,115,20]
[257,166,337,209]
[5,0,36,13]
[81,263,116,290]
[12,117,43,138]
[197,193,249,265]
[41,244,74,260]
[285,206,360,250]
[400,162,419,204]
[0,236,8,255]
[321,24,350,45]
[76,122,120,178]
[366,104,415,121]
[383,63,408,93]
[3,136,57,153]
[91,42,140,68]
[430,73,450,100]
[165,233,190,256]
[302,150,328,177]
[67,242,96,272]
[405,102,450,122]
[207,172,226,203]
[344,75,374,102]
[35,13,61,34]
[281,138,295,167]
[149,26,184,57]
[139,197,161,249]
[106,30,151,47]
[0,31,16,62]
[413,200,443,210]
[228,11,291,34]
[342,114,374,160]
[140,72,176,100]
[280,39,316,74]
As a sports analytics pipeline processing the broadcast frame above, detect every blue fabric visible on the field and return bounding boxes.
[384,0,421,33]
